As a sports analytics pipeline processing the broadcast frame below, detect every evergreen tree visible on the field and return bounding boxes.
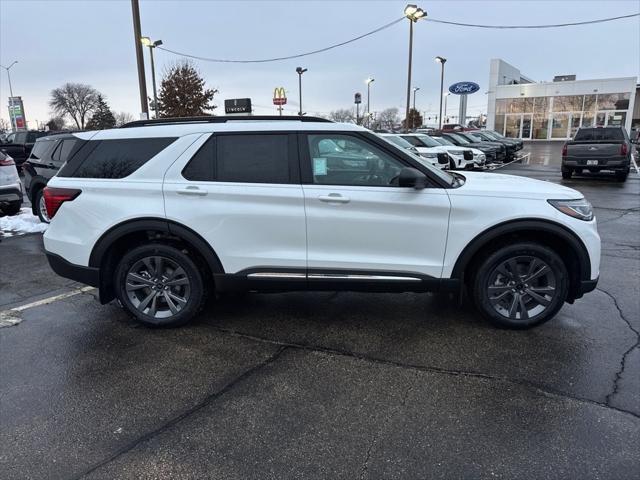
[402,108,423,130]
[85,95,116,130]
[157,60,217,117]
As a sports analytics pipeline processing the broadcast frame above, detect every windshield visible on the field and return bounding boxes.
[481,131,499,140]
[381,135,414,149]
[488,130,505,139]
[400,134,440,148]
[446,133,470,145]
[431,136,454,146]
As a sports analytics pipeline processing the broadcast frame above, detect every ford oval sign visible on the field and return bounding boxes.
[448,82,480,95]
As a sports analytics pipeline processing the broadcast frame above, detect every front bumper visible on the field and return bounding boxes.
[46,251,100,287]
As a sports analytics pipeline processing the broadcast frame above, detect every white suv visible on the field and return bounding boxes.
[43,116,600,329]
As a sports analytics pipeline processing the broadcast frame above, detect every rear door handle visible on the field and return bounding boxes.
[176,186,207,196]
[318,194,350,204]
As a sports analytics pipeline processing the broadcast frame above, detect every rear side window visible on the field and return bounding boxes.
[60,137,176,179]
[29,139,54,160]
[574,128,625,141]
[182,134,291,184]
[52,139,79,163]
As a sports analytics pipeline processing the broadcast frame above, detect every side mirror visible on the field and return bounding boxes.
[398,167,427,190]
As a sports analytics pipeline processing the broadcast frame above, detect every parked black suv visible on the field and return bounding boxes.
[472,130,523,154]
[441,132,506,162]
[456,132,517,160]
[0,130,51,172]
[23,133,83,222]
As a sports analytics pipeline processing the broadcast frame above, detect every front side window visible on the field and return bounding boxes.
[307,134,405,187]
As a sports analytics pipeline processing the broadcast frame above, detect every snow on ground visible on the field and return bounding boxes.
[0,208,47,237]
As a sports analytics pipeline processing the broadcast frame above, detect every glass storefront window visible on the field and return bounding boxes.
[532,114,548,139]
[597,93,630,110]
[494,114,505,134]
[551,114,570,138]
[583,94,597,112]
[506,98,524,113]
[582,113,595,128]
[553,95,583,112]
[523,98,534,113]
[505,115,521,137]
[570,114,582,138]
[495,99,507,114]
[606,111,626,127]
[533,97,549,114]
[596,112,606,126]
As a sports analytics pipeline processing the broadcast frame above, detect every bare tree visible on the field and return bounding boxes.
[0,118,10,132]
[113,111,135,127]
[46,116,66,131]
[49,83,100,129]
[328,108,355,123]
[377,108,400,131]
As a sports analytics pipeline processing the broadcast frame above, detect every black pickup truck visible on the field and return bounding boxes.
[0,130,50,172]
[561,127,632,182]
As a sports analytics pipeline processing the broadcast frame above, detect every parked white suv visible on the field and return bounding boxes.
[400,133,485,169]
[43,116,600,329]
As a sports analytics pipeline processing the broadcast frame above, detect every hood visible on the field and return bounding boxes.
[414,145,448,154]
[452,171,583,200]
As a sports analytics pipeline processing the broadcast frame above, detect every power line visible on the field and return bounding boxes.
[157,17,405,63]
[426,12,639,29]
[156,12,639,64]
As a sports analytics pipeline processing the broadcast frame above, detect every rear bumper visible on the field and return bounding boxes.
[563,157,629,169]
[46,251,99,287]
[0,186,23,203]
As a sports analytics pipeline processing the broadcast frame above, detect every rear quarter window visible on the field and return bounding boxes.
[29,139,55,160]
[59,137,177,179]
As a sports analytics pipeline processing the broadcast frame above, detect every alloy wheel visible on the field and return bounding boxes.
[125,256,191,319]
[39,194,50,222]
[486,255,557,321]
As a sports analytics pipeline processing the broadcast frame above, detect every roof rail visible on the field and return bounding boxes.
[120,115,333,128]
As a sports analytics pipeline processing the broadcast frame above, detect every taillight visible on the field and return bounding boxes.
[620,143,628,156]
[43,187,81,219]
[0,156,15,166]
[562,144,568,157]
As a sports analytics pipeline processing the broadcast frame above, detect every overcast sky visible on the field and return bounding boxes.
[1,0,639,127]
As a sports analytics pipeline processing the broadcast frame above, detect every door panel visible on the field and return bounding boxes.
[163,133,307,274]
[303,185,450,277]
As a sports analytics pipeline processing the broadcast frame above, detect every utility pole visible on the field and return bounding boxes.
[131,0,149,119]
[1,61,17,130]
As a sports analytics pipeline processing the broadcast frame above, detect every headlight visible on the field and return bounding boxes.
[548,198,593,221]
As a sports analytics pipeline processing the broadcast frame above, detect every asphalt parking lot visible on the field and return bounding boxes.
[1,142,639,479]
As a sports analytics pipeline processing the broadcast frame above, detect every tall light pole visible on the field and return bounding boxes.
[435,56,447,130]
[366,77,375,127]
[131,0,149,119]
[296,67,307,116]
[444,92,450,123]
[412,87,420,110]
[1,61,18,130]
[404,4,426,132]
[141,36,163,119]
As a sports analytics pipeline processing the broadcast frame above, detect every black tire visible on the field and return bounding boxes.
[2,200,21,216]
[114,243,206,327]
[470,242,569,329]
[615,169,629,182]
[561,168,572,179]
[35,189,50,223]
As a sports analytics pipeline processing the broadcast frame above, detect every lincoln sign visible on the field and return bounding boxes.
[448,82,480,95]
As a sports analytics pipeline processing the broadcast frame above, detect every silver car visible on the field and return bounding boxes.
[0,150,23,216]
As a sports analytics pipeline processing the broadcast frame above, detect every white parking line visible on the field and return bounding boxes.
[0,286,95,328]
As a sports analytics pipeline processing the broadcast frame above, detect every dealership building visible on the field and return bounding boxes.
[486,59,638,140]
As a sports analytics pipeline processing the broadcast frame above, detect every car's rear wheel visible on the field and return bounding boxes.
[115,244,205,327]
[561,168,572,179]
[471,242,569,329]
[35,189,50,223]
[615,169,629,182]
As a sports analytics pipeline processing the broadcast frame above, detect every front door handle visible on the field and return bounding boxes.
[318,193,350,204]
[176,186,207,196]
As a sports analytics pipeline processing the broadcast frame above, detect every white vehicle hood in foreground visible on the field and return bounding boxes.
[451,171,582,200]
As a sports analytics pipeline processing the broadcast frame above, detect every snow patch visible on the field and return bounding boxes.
[0,208,48,235]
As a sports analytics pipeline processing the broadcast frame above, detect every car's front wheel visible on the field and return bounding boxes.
[471,242,569,329]
[115,243,206,327]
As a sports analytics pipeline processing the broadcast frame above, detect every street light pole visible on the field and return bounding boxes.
[1,61,18,130]
[366,77,374,127]
[435,56,447,130]
[444,92,449,123]
[412,87,420,110]
[404,5,426,132]
[296,67,307,116]
[131,0,149,119]
[141,37,163,119]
